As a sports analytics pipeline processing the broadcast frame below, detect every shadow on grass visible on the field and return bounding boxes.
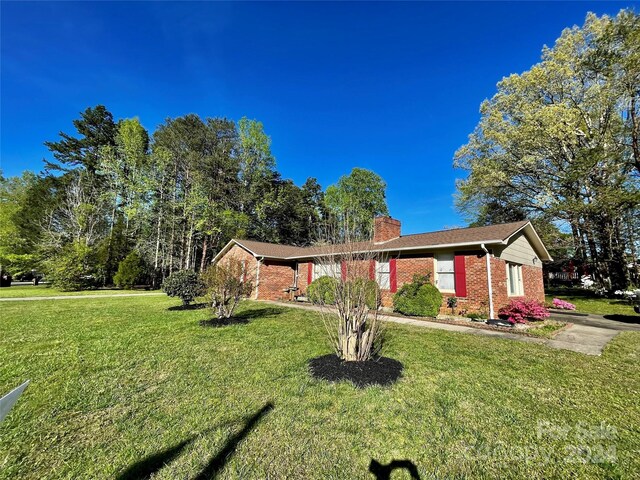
[193,403,274,480]
[116,403,274,480]
[167,303,208,311]
[603,314,640,324]
[116,438,193,480]
[234,306,286,319]
[199,317,249,328]
[369,459,421,479]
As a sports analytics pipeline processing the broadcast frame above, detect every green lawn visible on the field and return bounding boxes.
[545,293,637,316]
[0,284,160,298]
[1,296,639,479]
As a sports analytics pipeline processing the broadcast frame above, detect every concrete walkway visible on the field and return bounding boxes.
[0,293,164,302]
[267,301,619,356]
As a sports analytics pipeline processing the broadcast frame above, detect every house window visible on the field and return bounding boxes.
[435,253,455,292]
[376,260,390,289]
[313,261,341,279]
[507,263,524,296]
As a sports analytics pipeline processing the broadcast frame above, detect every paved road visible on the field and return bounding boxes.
[549,311,640,331]
[0,293,164,302]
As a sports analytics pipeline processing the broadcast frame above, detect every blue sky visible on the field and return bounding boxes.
[1,1,635,234]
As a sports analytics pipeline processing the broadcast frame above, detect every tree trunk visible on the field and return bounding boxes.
[200,235,209,272]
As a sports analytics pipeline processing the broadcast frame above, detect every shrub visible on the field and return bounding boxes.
[44,241,98,291]
[162,270,205,305]
[114,251,145,289]
[498,299,550,324]
[307,276,338,305]
[348,278,381,310]
[202,258,253,319]
[552,298,576,310]
[446,296,458,314]
[392,274,442,317]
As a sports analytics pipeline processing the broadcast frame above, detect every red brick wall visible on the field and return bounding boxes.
[297,261,313,294]
[257,260,296,301]
[378,251,544,316]
[218,244,258,298]
[489,258,544,312]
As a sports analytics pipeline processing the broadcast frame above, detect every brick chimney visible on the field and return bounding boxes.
[374,216,401,243]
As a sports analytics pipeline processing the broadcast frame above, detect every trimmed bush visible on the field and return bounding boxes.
[307,276,338,305]
[162,270,205,305]
[393,274,442,317]
[114,251,145,289]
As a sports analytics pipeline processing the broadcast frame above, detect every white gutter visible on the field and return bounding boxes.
[481,243,495,320]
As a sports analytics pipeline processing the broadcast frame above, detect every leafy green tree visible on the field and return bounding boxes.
[454,10,640,291]
[44,105,117,174]
[114,251,145,289]
[325,168,389,241]
[44,241,98,291]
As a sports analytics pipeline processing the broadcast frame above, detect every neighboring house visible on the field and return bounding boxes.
[212,216,552,317]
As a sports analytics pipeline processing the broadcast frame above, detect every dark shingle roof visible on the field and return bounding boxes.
[228,220,532,260]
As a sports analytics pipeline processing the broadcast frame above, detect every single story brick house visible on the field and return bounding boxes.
[212,217,551,317]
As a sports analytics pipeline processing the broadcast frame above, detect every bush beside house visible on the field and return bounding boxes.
[393,274,442,317]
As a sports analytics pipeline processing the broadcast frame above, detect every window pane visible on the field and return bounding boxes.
[378,272,390,289]
[436,253,454,273]
[438,272,455,291]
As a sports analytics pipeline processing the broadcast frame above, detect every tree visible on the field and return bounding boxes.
[311,222,383,362]
[325,168,389,242]
[454,10,640,292]
[44,105,117,174]
[202,257,253,319]
[114,251,145,289]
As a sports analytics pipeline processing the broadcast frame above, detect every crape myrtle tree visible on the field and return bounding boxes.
[311,218,384,362]
[454,10,640,292]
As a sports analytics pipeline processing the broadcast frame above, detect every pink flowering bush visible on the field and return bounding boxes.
[552,298,576,310]
[498,299,550,324]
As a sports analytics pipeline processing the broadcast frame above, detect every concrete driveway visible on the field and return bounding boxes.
[550,311,640,332]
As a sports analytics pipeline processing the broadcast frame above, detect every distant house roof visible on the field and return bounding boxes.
[213,220,552,263]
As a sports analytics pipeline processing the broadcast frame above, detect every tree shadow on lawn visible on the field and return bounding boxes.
[199,307,285,327]
[167,303,208,311]
[116,403,274,480]
[603,314,640,324]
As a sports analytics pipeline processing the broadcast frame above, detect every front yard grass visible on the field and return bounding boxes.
[0,284,160,298]
[545,293,637,316]
[1,296,639,479]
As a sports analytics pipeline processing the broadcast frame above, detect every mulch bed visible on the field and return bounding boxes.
[199,317,249,328]
[308,354,403,388]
